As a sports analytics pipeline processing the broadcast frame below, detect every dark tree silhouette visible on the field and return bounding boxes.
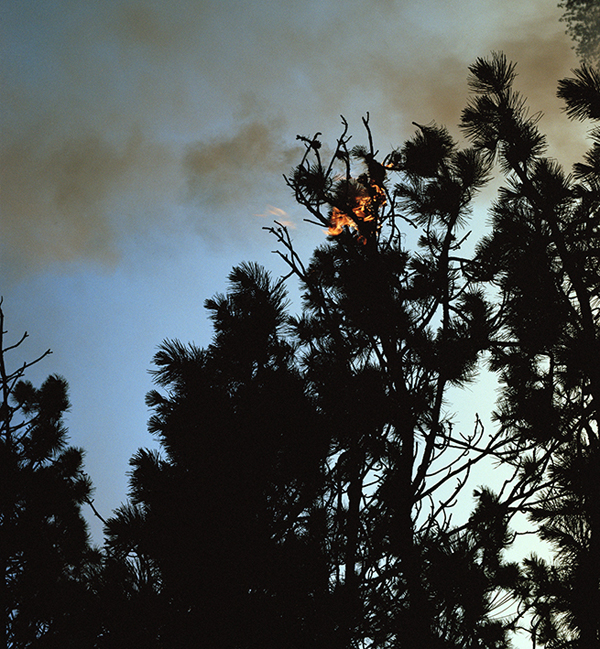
[101,55,600,649]
[557,63,600,120]
[5,51,600,649]
[104,263,332,648]
[559,0,600,66]
[461,52,600,647]
[0,301,100,648]
[105,110,530,648]
[265,114,520,647]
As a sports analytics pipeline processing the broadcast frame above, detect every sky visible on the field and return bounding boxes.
[0,0,589,573]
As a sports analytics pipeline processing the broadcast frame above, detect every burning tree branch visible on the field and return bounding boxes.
[264,116,532,646]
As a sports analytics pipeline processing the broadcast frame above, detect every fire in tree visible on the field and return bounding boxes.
[327,179,387,244]
[287,115,400,249]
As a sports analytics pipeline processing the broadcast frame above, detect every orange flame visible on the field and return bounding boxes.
[328,207,358,236]
[327,184,386,244]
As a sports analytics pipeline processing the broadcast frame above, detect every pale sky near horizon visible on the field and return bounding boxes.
[0,2,587,620]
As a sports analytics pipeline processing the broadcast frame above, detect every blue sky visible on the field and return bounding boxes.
[0,0,586,573]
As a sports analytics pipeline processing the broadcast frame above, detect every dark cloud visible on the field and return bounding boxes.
[0,127,177,276]
[370,53,469,132]
[181,118,305,243]
[183,120,298,203]
[0,0,589,277]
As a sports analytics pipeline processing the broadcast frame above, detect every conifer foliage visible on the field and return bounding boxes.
[4,50,600,649]
[559,0,600,66]
[278,109,527,646]
[0,302,98,648]
[104,262,331,647]
[462,52,600,648]
[108,112,522,647]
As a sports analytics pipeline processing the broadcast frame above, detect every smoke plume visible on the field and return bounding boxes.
[0,0,586,278]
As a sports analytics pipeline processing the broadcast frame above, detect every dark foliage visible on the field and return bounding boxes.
[559,0,600,66]
[104,109,522,647]
[266,115,517,647]
[462,52,600,647]
[8,50,600,649]
[0,302,100,648]
[103,263,332,648]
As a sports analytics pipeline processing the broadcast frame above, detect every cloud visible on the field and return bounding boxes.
[0,0,589,278]
[183,120,291,202]
[180,118,305,242]
[0,126,178,277]
[255,205,296,230]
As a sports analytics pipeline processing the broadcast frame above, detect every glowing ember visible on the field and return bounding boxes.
[328,207,358,236]
[327,184,386,243]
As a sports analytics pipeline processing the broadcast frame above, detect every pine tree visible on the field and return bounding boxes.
[0,301,99,648]
[461,52,600,647]
[103,263,332,648]
[266,114,519,647]
[102,61,600,648]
